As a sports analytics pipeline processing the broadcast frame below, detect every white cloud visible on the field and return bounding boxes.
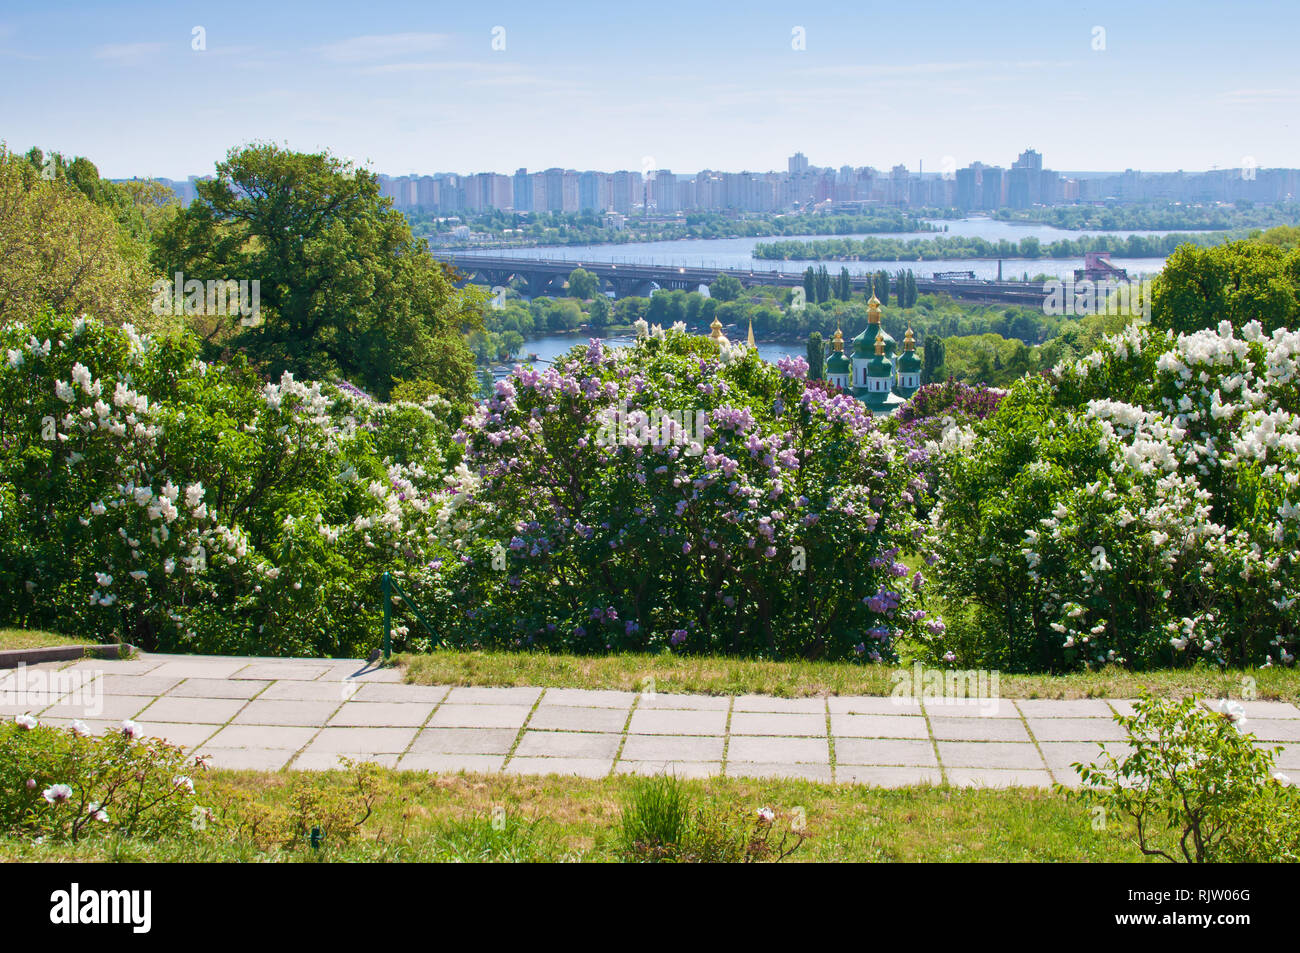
[318,33,448,64]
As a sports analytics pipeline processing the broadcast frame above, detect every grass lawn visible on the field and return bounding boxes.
[0,770,1148,863]
[400,648,1300,702]
[0,628,89,651]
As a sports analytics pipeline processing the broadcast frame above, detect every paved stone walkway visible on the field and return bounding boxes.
[4,654,1299,788]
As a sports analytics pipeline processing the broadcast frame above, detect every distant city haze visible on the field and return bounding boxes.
[3,1,1298,179]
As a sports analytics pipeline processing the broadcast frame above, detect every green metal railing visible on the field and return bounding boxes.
[380,571,438,660]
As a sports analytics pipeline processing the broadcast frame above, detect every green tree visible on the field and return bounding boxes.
[0,146,151,327]
[588,294,611,328]
[922,336,945,383]
[806,331,825,380]
[153,144,482,400]
[567,267,599,299]
[802,267,815,305]
[709,272,743,302]
[1152,239,1299,335]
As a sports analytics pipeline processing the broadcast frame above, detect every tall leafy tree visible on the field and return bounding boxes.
[922,336,945,384]
[567,267,599,299]
[806,331,825,380]
[709,271,743,302]
[153,143,482,400]
[1152,239,1299,335]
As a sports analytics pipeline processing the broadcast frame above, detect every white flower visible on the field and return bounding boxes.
[87,802,109,822]
[94,571,113,586]
[172,775,195,793]
[1089,546,1111,571]
[43,783,73,804]
[54,380,75,402]
[15,714,37,730]
[121,719,142,739]
[756,807,775,823]
[69,719,91,737]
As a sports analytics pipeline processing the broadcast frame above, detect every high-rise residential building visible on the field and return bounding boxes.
[788,152,809,175]
[653,170,677,212]
[543,168,565,212]
[513,168,532,212]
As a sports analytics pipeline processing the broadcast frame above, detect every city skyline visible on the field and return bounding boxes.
[2,0,1298,180]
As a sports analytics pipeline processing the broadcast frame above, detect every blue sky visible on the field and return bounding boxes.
[2,0,1297,180]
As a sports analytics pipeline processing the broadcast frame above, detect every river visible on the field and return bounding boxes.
[452,216,1210,283]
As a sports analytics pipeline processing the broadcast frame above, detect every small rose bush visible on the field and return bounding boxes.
[0,312,459,657]
[420,328,937,661]
[928,320,1299,671]
[0,716,203,842]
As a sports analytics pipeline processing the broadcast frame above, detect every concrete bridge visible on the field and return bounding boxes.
[433,252,1051,305]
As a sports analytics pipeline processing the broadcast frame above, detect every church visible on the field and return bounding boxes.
[825,294,921,414]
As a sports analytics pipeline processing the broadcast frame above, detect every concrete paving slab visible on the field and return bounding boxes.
[733,695,826,714]
[619,734,725,762]
[257,680,354,702]
[232,699,340,726]
[627,708,729,735]
[1027,717,1127,742]
[937,741,1047,770]
[729,711,826,736]
[527,704,629,733]
[408,727,518,756]
[40,695,149,720]
[167,678,267,700]
[427,704,532,729]
[541,688,637,708]
[94,675,185,696]
[328,701,434,728]
[148,660,251,679]
[515,730,621,759]
[349,683,448,704]
[302,727,417,754]
[137,696,246,724]
[833,738,938,767]
[727,735,829,764]
[204,724,318,750]
[831,713,930,739]
[1016,699,1115,718]
[930,716,1030,742]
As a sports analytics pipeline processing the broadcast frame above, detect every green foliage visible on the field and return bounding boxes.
[152,143,482,401]
[1063,694,1297,862]
[929,322,1299,672]
[437,329,935,661]
[0,312,459,657]
[0,719,201,842]
[757,231,1226,263]
[0,145,153,327]
[567,267,599,299]
[805,331,824,380]
[1151,239,1300,335]
[709,272,743,302]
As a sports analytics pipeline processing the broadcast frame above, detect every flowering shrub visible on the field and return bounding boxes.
[0,312,458,657]
[928,321,1299,671]
[0,716,202,842]
[423,328,936,661]
[1064,694,1298,862]
[892,379,1005,446]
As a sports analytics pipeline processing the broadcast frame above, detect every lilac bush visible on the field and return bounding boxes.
[424,329,937,661]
